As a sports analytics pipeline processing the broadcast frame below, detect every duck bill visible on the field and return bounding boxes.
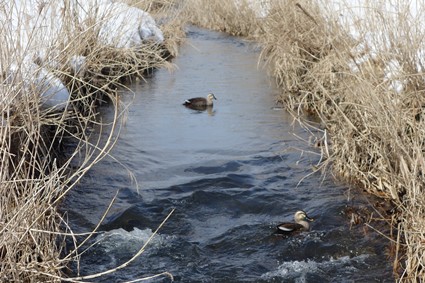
[306,215,314,222]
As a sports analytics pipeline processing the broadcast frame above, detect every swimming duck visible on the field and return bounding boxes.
[276,210,314,234]
[183,93,217,108]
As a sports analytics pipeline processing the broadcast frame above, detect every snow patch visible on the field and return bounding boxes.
[2,0,164,112]
[5,57,70,111]
[82,1,164,48]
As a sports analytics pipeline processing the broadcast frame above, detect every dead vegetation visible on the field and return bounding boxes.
[0,0,183,281]
[5,0,425,280]
[179,0,425,281]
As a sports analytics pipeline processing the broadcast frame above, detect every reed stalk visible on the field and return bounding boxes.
[178,0,425,281]
[0,0,182,281]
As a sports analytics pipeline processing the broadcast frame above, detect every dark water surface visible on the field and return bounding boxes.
[63,27,393,282]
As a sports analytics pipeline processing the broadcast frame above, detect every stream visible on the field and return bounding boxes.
[63,27,393,282]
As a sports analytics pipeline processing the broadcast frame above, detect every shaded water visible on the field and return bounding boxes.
[63,27,393,282]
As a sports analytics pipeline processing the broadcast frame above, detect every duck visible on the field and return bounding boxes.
[276,210,314,234]
[183,93,217,108]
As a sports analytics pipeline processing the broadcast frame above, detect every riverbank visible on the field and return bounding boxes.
[0,1,183,281]
[178,0,425,281]
[4,0,421,281]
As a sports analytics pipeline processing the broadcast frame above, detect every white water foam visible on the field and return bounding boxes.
[261,254,369,282]
[95,227,171,255]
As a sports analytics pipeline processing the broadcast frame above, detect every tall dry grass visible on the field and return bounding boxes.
[179,0,425,281]
[0,0,182,281]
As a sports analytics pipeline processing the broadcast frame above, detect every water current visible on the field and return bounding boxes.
[63,27,394,282]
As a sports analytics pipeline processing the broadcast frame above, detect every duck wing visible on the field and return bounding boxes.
[276,222,305,233]
[183,97,204,106]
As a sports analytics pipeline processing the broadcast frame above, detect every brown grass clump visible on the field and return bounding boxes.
[0,0,182,281]
[178,0,425,280]
[180,0,263,37]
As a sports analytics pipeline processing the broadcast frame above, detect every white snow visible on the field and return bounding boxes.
[2,0,423,111]
[69,55,87,77]
[95,2,164,47]
[250,0,423,93]
[325,0,424,93]
[4,56,70,111]
[1,0,164,111]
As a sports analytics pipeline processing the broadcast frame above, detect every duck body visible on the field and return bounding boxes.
[276,210,314,235]
[183,93,217,109]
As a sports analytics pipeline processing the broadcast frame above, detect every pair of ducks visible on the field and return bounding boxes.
[183,94,313,235]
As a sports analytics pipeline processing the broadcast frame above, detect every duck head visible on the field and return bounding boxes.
[294,210,314,223]
[207,93,217,102]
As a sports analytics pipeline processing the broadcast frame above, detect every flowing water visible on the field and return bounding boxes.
[63,27,393,282]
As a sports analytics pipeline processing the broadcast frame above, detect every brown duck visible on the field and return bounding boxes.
[276,210,314,234]
[183,93,217,108]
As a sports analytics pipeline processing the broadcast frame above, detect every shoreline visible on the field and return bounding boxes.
[3,0,423,280]
[178,0,425,281]
[0,1,183,281]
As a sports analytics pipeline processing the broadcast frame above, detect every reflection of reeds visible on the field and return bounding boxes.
[180,0,425,280]
[0,0,182,281]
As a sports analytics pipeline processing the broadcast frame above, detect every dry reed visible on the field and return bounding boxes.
[178,0,425,281]
[0,0,182,281]
[6,0,425,280]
